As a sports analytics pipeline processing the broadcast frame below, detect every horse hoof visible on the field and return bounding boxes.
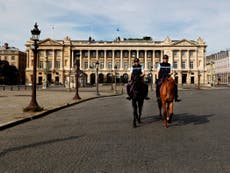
[133,122,137,128]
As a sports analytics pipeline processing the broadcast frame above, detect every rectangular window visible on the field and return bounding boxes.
[147,51,152,58]
[115,62,120,69]
[107,51,112,58]
[39,61,44,68]
[47,50,53,56]
[124,62,128,69]
[115,51,120,58]
[84,51,88,57]
[92,51,96,58]
[173,62,178,69]
[11,56,15,61]
[182,61,186,69]
[181,51,186,58]
[39,51,45,56]
[147,62,152,70]
[55,61,60,69]
[100,62,104,69]
[48,61,52,69]
[189,51,195,58]
[99,51,104,57]
[84,62,88,69]
[139,51,144,58]
[108,62,112,69]
[190,61,194,69]
[56,50,61,56]
[124,51,128,58]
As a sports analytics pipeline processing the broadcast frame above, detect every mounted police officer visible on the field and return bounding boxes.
[126,57,150,100]
[156,54,181,102]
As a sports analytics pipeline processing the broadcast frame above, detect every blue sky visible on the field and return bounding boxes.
[1,0,230,54]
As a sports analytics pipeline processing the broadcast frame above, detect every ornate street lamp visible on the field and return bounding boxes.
[96,60,100,95]
[24,22,43,112]
[73,52,81,100]
[114,65,117,93]
[198,70,201,89]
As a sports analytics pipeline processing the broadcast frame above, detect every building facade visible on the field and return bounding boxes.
[0,43,26,84]
[25,36,207,87]
[206,50,230,85]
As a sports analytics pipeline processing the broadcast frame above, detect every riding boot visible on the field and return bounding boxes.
[156,82,160,102]
[174,83,181,102]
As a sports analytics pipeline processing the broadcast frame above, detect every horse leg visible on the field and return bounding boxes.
[162,101,168,128]
[167,102,174,124]
[137,99,144,123]
[132,99,138,127]
[157,98,162,119]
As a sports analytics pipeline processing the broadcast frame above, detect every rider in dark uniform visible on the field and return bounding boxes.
[156,54,181,102]
[126,58,150,100]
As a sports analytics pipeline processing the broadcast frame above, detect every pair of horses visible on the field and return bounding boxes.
[129,77,175,128]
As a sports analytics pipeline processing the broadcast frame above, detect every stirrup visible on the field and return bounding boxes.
[144,96,150,100]
[175,98,181,102]
[126,96,131,100]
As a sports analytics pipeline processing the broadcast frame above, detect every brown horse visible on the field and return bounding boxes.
[157,77,175,128]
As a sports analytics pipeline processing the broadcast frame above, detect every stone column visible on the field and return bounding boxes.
[128,50,131,70]
[79,50,82,69]
[120,50,123,70]
[112,50,115,70]
[104,50,107,70]
[88,50,90,69]
[71,50,74,69]
[52,49,55,69]
[144,50,147,70]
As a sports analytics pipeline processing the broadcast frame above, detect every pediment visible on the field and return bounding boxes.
[172,39,197,46]
[39,38,62,46]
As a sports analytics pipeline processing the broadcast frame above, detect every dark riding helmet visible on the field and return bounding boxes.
[134,58,139,62]
[163,54,169,59]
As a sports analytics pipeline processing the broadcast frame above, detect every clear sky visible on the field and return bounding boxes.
[1,0,230,55]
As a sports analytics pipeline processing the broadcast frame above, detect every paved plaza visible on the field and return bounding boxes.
[0,85,122,129]
[0,87,230,172]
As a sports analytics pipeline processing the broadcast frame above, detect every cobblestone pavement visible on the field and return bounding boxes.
[0,85,122,129]
[0,89,230,172]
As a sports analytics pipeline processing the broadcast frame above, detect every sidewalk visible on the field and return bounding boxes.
[0,85,123,130]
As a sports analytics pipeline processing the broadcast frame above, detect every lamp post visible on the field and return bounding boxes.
[24,23,43,112]
[114,65,118,93]
[198,70,201,89]
[42,56,48,89]
[73,52,81,100]
[96,60,100,95]
[150,66,153,91]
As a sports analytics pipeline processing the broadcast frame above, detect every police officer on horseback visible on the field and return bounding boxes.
[156,54,181,102]
[126,57,150,100]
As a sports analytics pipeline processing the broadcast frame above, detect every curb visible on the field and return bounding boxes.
[0,94,122,131]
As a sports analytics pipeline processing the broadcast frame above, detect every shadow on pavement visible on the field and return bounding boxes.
[172,113,215,126]
[0,135,83,158]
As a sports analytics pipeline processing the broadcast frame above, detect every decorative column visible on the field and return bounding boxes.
[128,50,131,70]
[79,50,82,69]
[112,50,115,70]
[144,50,147,70]
[87,50,90,69]
[120,50,123,70]
[178,50,182,84]
[71,50,74,69]
[104,50,107,70]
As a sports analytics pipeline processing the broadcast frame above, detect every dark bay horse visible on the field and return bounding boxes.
[157,77,175,128]
[128,77,145,127]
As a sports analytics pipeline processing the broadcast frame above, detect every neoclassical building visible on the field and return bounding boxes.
[25,36,207,87]
[0,43,26,84]
[206,49,230,85]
